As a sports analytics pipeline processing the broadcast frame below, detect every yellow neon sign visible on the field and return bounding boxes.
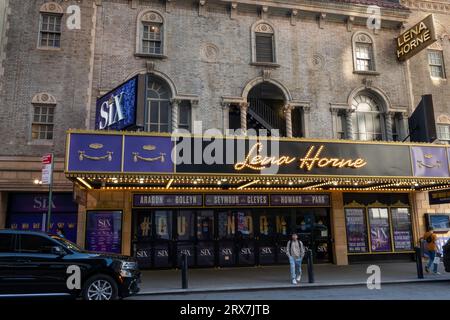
[234,143,367,171]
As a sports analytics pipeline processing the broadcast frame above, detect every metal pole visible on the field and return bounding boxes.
[181,254,188,289]
[415,246,424,279]
[307,249,315,283]
[46,153,54,233]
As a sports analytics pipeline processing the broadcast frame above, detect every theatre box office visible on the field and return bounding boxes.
[64,130,450,268]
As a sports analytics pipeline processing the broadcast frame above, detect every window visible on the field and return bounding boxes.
[437,124,450,143]
[351,94,383,141]
[39,13,62,48]
[178,101,192,132]
[142,23,162,55]
[137,10,164,56]
[428,50,445,79]
[0,234,14,253]
[336,111,347,139]
[19,235,56,254]
[145,75,171,133]
[32,104,55,140]
[252,22,275,64]
[353,32,375,72]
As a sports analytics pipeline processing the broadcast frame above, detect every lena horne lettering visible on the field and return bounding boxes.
[234,143,367,171]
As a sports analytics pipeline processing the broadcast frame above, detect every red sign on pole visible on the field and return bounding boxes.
[42,154,53,165]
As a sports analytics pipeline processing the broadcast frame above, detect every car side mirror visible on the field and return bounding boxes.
[51,246,66,256]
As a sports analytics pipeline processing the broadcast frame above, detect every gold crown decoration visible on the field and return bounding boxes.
[424,154,433,159]
[89,143,104,150]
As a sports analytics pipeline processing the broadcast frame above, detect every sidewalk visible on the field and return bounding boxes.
[139,262,450,295]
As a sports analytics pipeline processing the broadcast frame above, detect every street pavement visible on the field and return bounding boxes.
[138,262,450,294]
[128,281,450,300]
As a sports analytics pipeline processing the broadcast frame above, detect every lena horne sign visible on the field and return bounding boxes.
[65,131,450,178]
[396,14,436,61]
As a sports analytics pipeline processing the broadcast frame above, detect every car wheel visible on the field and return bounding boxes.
[82,274,119,301]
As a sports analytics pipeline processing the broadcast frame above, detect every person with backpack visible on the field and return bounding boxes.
[286,233,305,285]
[422,227,440,275]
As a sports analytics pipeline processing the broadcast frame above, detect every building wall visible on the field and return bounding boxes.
[0,0,95,158]
[400,0,450,127]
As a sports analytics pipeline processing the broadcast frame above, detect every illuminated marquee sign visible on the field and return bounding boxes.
[234,143,367,172]
[396,14,437,61]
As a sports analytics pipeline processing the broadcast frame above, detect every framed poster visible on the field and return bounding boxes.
[391,208,413,251]
[344,208,369,253]
[368,208,392,252]
[86,211,123,254]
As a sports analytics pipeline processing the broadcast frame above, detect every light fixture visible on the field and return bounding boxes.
[166,179,174,189]
[237,180,261,190]
[77,177,93,190]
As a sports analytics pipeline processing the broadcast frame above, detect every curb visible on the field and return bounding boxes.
[136,277,450,296]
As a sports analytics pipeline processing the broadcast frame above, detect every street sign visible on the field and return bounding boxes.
[41,154,53,185]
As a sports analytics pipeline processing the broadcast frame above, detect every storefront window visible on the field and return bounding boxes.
[155,211,172,240]
[237,211,254,239]
[176,211,195,241]
[275,214,290,237]
[218,211,235,239]
[197,211,214,241]
[368,208,392,252]
[136,212,152,242]
[391,208,413,251]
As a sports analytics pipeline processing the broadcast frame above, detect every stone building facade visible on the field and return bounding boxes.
[0,0,449,266]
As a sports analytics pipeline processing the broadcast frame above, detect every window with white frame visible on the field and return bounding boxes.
[437,124,450,143]
[351,94,383,141]
[145,75,171,133]
[353,32,375,72]
[32,104,55,140]
[137,11,164,56]
[428,50,446,79]
[39,13,62,48]
[253,22,275,63]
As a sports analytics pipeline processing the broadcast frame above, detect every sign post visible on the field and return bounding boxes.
[42,154,54,232]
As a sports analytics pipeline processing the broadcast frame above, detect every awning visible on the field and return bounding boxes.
[65,130,450,192]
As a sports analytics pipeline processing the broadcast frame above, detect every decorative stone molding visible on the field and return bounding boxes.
[262,69,271,81]
[32,92,57,105]
[260,6,269,20]
[437,114,450,124]
[318,13,326,29]
[141,11,163,23]
[200,43,219,63]
[290,10,298,26]
[400,0,450,13]
[347,16,355,32]
[310,53,325,71]
[230,2,238,20]
[428,41,443,51]
[40,2,63,14]
[254,22,273,34]
[199,0,207,17]
[146,61,155,73]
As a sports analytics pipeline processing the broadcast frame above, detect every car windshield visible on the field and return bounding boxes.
[51,235,85,253]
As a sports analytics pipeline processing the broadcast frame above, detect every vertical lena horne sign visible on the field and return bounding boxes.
[396,14,436,61]
[86,211,122,254]
[95,76,138,130]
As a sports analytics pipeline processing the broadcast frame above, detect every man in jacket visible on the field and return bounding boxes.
[286,233,305,285]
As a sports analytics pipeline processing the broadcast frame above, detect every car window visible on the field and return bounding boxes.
[19,234,56,254]
[0,234,14,253]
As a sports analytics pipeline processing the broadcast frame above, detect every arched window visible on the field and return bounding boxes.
[145,75,171,133]
[38,2,64,49]
[352,32,375,72]
[137,10,164,56]
[252,22,276,64]
[351,94,383,141]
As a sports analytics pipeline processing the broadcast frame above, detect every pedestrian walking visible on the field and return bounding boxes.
[286,233,305,285]
[422,227,440,275]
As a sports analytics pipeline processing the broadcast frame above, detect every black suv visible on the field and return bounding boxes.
[0,230,140,300]
[444,238,450,273]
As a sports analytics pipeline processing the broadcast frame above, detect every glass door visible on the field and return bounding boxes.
[153,210,173,268]
[256,210,276,265]
[175,210,195,267]
[196,210,215,267]
[313,209,333,263]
